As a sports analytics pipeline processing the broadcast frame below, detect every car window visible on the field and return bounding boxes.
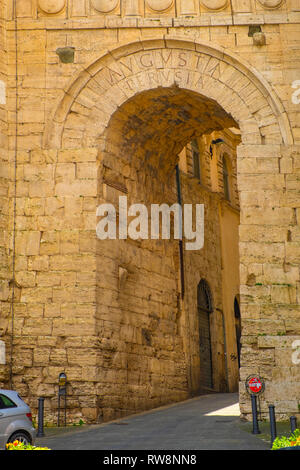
[0,394,17,409]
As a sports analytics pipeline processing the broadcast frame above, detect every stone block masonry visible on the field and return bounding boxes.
[0,1,299,424]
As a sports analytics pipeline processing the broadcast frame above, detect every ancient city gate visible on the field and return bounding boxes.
[1,27,299,424]
[42,37,297,422]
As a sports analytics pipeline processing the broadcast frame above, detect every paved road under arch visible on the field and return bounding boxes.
[36,393,269,451]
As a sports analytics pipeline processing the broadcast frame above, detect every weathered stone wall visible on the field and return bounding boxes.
[0,0,10,386]
[95,145,189,421]
[181,174,227,395]
[0,0,299,423]
[238,143,300,420]
[181,129,241,394]
[0,144,100,421]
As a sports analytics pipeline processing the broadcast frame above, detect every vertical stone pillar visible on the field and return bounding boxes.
[0,3,10,389]
[179,0,197,15]
[237,143,300,420]
[124,0,141,15]
[7,144,100,423]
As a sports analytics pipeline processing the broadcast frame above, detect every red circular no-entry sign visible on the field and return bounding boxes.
[245,375,265,396]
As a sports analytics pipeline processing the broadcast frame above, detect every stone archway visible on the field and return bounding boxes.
[41,36,295,422]
[44,36,293,150]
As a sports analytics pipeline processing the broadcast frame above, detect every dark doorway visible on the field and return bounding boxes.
[198,280,213,390]
[234,296,242,369]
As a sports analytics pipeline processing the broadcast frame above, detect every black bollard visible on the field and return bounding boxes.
[290,416,297,433]
[37,397,45,437]
[251,395,261,434]
[269,404,277,446]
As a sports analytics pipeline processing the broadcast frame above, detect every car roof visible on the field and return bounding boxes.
[0,390,27,405]
[0,389,19,395]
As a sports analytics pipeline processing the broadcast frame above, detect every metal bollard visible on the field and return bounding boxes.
[251,395,261,435]
[290,416,298,433]
[37,397,45,437]
[269,404,277,446]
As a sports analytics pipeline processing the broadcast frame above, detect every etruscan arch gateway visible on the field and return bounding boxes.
[0,1,299,424]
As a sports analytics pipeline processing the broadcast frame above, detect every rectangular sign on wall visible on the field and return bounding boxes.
[0,81,6,105]
[0,341,6,365]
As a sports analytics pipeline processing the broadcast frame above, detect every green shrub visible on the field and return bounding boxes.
[6,440,51,451]
[272,429,300,450]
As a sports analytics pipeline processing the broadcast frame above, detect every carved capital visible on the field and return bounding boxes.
[124,0,140,16]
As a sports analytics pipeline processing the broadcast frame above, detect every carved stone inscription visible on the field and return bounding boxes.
[93,49,233,93]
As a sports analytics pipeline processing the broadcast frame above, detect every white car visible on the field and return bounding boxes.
[0,390,36,449]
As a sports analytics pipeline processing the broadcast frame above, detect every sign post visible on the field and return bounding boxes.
[58,372,67,427]
[269,405,277,446]
[246,376,264,395]
[245,375,265,435]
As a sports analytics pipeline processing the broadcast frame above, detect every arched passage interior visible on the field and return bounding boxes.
[94,84,242,412]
